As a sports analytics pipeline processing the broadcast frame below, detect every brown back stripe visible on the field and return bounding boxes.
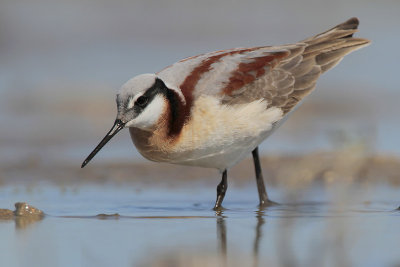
[168,48,258,136]
[222,51,290,95]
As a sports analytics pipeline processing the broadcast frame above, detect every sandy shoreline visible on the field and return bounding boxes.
[2,149,399,187]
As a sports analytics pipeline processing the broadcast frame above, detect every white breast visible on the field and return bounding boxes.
[131,95,283,171]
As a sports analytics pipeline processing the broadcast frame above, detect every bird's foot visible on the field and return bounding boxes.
[259,199,279,208]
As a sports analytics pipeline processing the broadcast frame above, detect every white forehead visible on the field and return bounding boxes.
[119,73,157,96]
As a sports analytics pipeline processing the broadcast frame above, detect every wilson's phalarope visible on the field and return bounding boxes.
[82,17,369,209]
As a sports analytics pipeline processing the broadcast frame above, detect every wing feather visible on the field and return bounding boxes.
[220,17,369,116]
[157,17,369,121]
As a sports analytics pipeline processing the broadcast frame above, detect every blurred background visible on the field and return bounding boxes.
[0,0,399,167]
[0,1,400,266]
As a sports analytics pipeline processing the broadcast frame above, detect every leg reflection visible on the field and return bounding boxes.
[253,207,266,267]
[216,210,227,267]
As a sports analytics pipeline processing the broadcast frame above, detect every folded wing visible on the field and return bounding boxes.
[210,17,369,115]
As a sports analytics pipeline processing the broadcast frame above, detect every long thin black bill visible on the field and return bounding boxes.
[81,119,125,168]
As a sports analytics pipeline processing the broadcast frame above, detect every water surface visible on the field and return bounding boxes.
[1,184,399,267]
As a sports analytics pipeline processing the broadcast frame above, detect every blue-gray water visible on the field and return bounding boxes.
[1,184,400,267]
[1,1,400,266]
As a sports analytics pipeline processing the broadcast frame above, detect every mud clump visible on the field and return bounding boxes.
[0,202,44,228]
[0,209,14,220]
[96,213,120,219]
[13,202,44,217]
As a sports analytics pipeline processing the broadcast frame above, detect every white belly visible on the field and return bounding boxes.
[168,127,278,170]
[131,96,284,171]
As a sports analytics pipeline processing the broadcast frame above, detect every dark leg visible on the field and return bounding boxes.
[252,147,275,206]
[214,170,228,210]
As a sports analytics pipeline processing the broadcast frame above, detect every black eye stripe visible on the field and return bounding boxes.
[131,78,169,113]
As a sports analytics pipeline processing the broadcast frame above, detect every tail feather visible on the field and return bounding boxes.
[302,17,370,73]
[302,17,361,43]
[279,17,370,114]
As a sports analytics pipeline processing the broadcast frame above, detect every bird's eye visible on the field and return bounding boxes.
[136,96,149,107]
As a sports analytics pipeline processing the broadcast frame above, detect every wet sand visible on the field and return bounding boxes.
[1,1,399,266]
[0,203,44,229]
[1,149,399,187]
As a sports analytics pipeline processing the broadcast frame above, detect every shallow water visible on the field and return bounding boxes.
[1,183,399,267]
[0,1,400,266]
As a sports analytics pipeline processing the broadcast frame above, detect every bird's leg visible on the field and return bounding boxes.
[214,170,228,210]
[252,147,276,206]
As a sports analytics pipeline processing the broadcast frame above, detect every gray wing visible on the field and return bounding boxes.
[222,17,370,115]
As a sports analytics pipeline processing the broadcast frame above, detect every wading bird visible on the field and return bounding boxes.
[82,18,369,209]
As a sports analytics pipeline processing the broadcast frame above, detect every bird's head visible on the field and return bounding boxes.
[117,73,170,130]
[81,73,180,168]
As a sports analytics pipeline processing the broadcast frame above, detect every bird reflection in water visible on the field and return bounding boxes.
[215,210,227,267]
[215,207,266,267]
